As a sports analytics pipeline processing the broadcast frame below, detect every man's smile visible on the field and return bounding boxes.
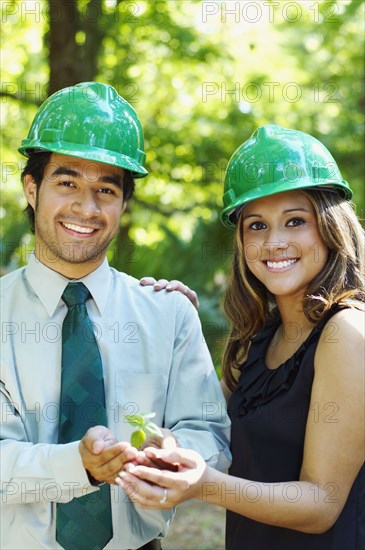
[60,221,100,235]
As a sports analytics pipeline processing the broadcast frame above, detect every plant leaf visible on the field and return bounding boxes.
[125,414,145,427]
[131,429,146,448]
[141,412,156,420]
[143,422,163,437]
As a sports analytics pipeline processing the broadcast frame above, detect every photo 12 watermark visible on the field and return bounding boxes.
[1,1,142,24]
[201,2,341,25]
[1,320,141,345]
[1,480,134,504]
[1,81,140,105]
[201,81,340,104]
[201,480,340,504]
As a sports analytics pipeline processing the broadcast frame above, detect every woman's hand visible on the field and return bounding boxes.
[115,447,207,509]
[140,277,199,310]
[139,429,179,471]
[139,428,176,451]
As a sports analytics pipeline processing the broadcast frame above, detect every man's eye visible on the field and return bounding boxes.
[286,217,305,227]
[98,188,115,195]
[249,221,266,230]
[59,181,74,187]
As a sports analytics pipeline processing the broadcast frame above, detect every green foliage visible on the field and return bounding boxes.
[125,412,163,448]
[1,0,364,369]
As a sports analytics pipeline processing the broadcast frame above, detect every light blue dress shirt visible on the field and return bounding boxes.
[1,253,231,550]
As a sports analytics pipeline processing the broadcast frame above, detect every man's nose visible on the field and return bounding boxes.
[71,190,100,217]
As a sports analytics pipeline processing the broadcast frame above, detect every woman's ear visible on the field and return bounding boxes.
[23,174,37,209]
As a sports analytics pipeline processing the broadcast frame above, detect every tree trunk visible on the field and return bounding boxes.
[48,0,105,96]
[48,0,80,95]
[78,0,104,83]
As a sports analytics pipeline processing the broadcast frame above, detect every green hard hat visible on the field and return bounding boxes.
[221,124,352,228]
[19,82,148,178]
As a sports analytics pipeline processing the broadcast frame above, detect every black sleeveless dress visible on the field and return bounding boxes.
[227,306,365,550]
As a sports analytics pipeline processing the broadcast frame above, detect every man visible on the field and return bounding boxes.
[0,82,231,550]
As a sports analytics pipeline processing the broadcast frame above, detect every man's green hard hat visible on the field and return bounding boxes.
[221,124,352,228]
[19,82,148,178]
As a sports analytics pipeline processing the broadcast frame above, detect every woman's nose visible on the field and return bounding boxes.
[263,232,289,259]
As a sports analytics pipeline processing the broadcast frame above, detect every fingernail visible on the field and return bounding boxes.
[166,285,172,290]
[118,471,126,478]
[126,463,136,472]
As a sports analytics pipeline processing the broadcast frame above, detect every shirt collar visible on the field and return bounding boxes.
[25,253,111,317]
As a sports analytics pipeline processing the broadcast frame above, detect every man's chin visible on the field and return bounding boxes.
[52,244,107,265]
[34,237,110,268]
[59,250,106,265]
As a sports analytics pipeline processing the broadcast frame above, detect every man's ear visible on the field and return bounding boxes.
[23,174,37,209]
[121,201,128,215]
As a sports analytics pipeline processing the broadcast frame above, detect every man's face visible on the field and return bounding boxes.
[24,153,126,278]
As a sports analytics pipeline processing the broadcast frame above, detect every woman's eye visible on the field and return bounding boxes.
[286,217,305,227]
[248,221,266,230]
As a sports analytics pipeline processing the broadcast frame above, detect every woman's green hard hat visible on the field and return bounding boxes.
[221,124,352,228]
[19,82,148,178]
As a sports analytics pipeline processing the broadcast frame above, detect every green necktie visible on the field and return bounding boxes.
[56,282,113,550]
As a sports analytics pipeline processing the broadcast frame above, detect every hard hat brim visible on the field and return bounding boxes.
[221,178,352,229]
[18,141,148,178]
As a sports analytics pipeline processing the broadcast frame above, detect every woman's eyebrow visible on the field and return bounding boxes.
[283,207,309,214]
[242,213,262,221]
[242,207,309,221]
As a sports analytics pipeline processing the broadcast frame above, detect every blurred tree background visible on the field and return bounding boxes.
[1,0,364,374]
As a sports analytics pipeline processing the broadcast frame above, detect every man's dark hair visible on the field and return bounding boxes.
[21,152,136,233]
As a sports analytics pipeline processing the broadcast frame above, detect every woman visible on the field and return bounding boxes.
[116,125,365,549]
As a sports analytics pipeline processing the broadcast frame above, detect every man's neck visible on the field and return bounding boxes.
[33,249,105,279]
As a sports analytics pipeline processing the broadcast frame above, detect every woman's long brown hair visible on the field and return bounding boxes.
[222,189,365,391]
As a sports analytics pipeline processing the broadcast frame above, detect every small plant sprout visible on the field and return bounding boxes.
[124,412,163,448]
[124,412,179,472]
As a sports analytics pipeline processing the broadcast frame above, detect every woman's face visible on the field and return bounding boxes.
[240,190,328,304]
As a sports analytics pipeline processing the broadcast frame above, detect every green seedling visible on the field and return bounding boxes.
[124,412,179,472]
[125,412,163,449]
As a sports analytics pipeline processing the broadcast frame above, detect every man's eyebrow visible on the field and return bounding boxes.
[51,167,79,178]
[99,175,122,188]
[51,167,122,188]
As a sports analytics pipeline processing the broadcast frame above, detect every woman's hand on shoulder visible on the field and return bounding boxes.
[140,277,199,310]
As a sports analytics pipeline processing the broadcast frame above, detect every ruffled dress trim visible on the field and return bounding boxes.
[235,305,343,416]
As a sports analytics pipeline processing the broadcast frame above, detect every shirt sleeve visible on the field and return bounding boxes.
[164,298,232,471]
[0,382,97,505]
